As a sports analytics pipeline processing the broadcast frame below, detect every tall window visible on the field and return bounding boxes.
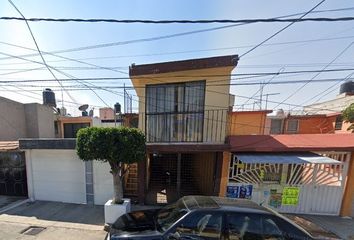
[146,81,205,142]
[335,115,343,130]
[270,119,283,134]
[286,119,299,133]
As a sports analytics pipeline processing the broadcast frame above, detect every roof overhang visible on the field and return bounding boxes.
[229,134,354,152]
[146,143,229,153]
[234,152,341,164]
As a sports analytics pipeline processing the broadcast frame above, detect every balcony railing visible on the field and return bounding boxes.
[137,109,229,144]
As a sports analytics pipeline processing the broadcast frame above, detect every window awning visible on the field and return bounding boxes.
[235,152,341,164]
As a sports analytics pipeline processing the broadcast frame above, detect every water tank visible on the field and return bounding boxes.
[276,109,285,118]
[339,81,354,95]
[82,111,88,117]
[114,102,121,114]
[42,88,56,107]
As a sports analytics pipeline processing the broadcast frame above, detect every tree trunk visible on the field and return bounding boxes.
[112,171,124,204]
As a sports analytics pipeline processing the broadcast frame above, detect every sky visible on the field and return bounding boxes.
[0,0,354,116]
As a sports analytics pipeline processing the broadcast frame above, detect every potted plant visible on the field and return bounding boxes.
[76,127,145,224]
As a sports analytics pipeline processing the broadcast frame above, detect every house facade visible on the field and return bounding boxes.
[130,55,238,204]
[0,96,55,140]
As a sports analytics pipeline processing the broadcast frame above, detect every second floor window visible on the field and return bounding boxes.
[146,81,205,142]
[286,119,299,133]
[335,115,343,130]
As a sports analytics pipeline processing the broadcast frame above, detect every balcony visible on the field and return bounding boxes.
[138,109,229,144]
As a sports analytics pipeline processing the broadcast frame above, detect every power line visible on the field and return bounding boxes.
[1,7,353,61]
[273,41,354,110]
[1,16,354,24]
[1,66,354,82]
[2,35,354,65]
[7,0,71,108]
[239,0,326,58]
[2,76,353,89]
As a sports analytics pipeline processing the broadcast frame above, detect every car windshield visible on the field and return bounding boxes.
[156,199,188,232]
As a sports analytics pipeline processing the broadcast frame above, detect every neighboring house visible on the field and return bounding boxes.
[229,110,272,135]
[56,116,92,138]
[304,81,354,115]
[228,134,354,217]
[130,54,239,204]
[0,96,55,140]
[265,112,338,134]
[303,81,354,133]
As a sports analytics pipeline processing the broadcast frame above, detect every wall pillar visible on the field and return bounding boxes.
[340,152,354,217]
[214,151,231,197]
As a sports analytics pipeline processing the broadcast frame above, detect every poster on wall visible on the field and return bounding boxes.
[282,187,300,206]
[268,189,282,208]
[227,185,253,199]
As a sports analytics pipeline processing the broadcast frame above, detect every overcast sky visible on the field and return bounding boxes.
[0,0,353,116]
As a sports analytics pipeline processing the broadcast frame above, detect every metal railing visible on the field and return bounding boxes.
[137,109,229,143]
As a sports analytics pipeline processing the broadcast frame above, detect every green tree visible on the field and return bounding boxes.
[76,127,145,203]
[342,103,354,132]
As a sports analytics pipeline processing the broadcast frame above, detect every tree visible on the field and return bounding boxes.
[76,127,145,203]
[342,103,354,132]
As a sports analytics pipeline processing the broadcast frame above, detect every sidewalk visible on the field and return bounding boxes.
[0,200,106,239]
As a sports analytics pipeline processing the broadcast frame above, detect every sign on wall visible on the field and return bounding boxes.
[282,187,300,206]
[227,185,253,199]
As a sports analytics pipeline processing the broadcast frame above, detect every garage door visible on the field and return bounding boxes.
[0,152,28,196]
[30,150,86,204]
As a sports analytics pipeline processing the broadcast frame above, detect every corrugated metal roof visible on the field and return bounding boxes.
[0,141,19,151]
[235,152,341,164]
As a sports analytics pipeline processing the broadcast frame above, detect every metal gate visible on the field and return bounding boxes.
[228,152,350,215]
[0,152,28,196]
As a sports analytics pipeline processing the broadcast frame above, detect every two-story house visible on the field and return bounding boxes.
[129,55,239,204]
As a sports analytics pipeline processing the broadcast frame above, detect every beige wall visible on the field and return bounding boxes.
[0,97,27,140]
[0,98,55,140]
[131,67,234,143]
[25,103,55,138]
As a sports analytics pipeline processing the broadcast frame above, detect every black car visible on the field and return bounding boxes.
[107,195,340,240]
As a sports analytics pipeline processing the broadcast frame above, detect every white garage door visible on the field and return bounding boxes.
[30,149,86,204]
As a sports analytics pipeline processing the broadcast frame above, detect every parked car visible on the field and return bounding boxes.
[106,195,340,240]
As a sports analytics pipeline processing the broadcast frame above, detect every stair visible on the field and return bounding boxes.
[124,163,138,197]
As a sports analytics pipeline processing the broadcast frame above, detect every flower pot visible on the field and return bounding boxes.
[104,198,131,224]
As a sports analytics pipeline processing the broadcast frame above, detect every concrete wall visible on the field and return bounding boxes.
[0,97,54,140]
[35,104,55,138]
[26,149,86,204]
[93,161,114,205]
[0,97,27,140]
[131,67,234,143]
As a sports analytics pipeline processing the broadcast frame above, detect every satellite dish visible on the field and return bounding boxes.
[78,104,89,112]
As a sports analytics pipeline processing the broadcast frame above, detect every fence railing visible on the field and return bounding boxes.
[135,109,229,143]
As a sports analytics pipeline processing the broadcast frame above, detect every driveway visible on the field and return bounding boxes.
[0,201,106,239]
[0,196,27,212]
[2,201,104,226]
